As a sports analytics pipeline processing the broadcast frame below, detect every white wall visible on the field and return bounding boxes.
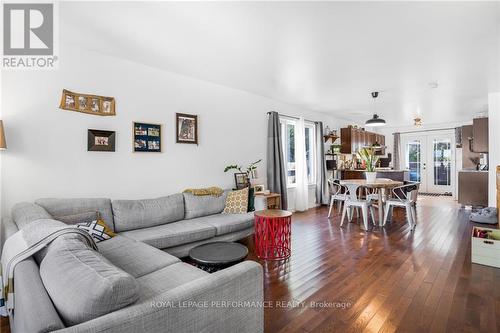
[488,92,500,207]
[1,45,344,216]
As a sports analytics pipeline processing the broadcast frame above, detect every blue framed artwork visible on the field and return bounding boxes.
[133,122,162,152]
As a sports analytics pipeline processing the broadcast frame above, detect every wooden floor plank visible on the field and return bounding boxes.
[239,197,500,333]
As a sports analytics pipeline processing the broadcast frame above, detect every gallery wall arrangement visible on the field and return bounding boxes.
[58,91,201,153]
[133,122,162,152]
[59,89,116,116]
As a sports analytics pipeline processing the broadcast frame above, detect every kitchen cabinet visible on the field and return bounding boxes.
[458,170,488,206]
[472,117,488,153]
[340,127,386,155]
[462,125,481,169]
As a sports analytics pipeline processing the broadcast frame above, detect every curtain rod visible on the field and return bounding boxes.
[267,111,318,124]
[393,127,457,135]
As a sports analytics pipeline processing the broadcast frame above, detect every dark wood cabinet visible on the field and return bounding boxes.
[340,127,386,155]
[472,117,488,153]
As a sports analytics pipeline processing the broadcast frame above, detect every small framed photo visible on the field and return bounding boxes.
[253,184,265,193]
[65,93,76,109]
[133,122,162,152]
[176,113,198,144]
[102,99,114,114]
[78,96,89,111]
[88,129,115,152]
[234,173,249,190]
[90,98,100,112]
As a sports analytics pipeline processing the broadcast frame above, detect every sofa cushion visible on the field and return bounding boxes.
[119,219,216,250]
[11,202,52,229]
[136,262,208,302]
[183,191,228,220]
[190,213,254,236]
[35,198,115,231]
[40,236,138,326]
[112,194,185,232]
[98,235,180,278]
[55,211,99,225]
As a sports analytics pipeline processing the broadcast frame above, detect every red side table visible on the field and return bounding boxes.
[254,210,292,260]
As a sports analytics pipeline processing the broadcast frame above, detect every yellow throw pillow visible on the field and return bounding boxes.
[222,187,249,214]
[76,219,116,243]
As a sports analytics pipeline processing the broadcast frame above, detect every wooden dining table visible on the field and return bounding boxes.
[339,178,404,226]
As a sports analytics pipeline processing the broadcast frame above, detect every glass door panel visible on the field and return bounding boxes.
[427,134,454,193]
[403,135,428,192]
[406,140,423,182]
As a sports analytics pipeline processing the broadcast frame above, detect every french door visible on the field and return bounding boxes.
[402,131,455,194]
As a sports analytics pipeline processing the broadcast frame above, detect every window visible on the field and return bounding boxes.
[304,123,316,184]
[281,119,296,185]
[280,118,316,186]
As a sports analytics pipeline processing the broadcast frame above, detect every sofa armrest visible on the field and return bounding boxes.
[13,258,66,333]
[59,260,264,333]
[1,217,18,256]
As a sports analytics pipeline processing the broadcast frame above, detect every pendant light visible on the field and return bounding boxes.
[365,92,386,127]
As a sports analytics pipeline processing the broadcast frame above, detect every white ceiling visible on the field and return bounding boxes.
[61,1,500,127]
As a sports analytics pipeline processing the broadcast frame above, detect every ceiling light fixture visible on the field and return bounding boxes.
[365,92,386,127]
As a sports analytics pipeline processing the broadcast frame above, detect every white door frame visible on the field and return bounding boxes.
[401,130,456,195]
[426,131,455,194]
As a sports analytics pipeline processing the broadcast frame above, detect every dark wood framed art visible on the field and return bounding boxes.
[176,113,198,144]
[133,122,162,152]
[88,129,115,152]
[234,172,249,190]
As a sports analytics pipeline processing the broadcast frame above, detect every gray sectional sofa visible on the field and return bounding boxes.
[1,191,263,333]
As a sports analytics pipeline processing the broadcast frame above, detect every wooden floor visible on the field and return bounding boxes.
[2,197,498,333]
[240,197,500,333]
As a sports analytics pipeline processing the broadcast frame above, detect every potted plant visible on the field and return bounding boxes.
[357,147,379,182]
[224,159,262,188]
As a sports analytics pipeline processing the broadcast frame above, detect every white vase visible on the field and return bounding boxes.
[365,171,377,183]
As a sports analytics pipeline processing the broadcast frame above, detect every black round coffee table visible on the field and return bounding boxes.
[188,242,248,273]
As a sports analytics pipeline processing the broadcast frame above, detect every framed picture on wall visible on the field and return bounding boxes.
[88,129,115,152]
[59,89,116,116]
[176,113,198,144]
[133,122,162,152]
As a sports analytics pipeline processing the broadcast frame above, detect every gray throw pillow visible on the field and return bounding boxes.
[54,211,99,225]
[40,236,138,326]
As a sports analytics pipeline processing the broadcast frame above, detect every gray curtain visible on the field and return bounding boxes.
[393,132,401,169]
[315,122,329,205]
[267,111,288,210]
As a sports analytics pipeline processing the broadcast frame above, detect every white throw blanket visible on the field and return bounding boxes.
[0,219,97,317]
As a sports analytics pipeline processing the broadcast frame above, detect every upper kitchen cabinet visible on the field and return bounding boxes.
[340,127,385,155]
[472,117,488,153]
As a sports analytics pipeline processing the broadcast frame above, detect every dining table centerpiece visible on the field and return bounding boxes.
[357,147,379,182]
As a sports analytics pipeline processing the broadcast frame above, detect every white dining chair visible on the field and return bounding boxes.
[327,179,349,218]
[340,183,376,230]
[383,182,420,230]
